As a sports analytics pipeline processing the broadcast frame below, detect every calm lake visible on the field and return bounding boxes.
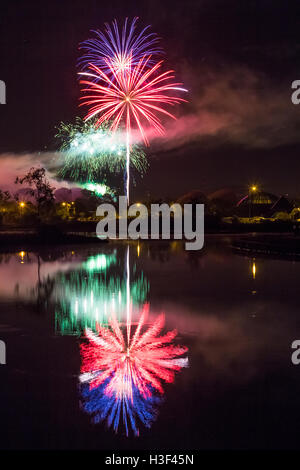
[1,237,300,450]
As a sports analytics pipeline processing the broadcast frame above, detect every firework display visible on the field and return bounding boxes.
[78,17,162,76]
[54,18,189,436]
[80,182,110,197]
[79,58,187,145]
[55,117,148,187]
[79,304,188,436]
[78,18,187,202]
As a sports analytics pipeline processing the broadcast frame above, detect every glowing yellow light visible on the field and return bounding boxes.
[252,261,256,279]
[251,185,257,192]
[136,203,141,207]
[19,251,26,264]
[62,202,66,206]
[19,202,25,208]
[137,244,140,257]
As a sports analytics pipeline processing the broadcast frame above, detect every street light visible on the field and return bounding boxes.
[19,251,26,264]
[249,185,258,218]
[61,201,72,218]
[19,201,26,217]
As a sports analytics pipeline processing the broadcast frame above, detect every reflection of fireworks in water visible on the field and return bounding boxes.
[80,378,160,437]
[79,304,188,436]
[54,252,149,335]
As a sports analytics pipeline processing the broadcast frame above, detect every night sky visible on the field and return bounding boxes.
[1,0,300,199]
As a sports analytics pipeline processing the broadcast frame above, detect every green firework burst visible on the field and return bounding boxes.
[55,117,148,186]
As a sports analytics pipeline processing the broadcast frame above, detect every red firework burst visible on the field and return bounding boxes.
[78,56,187,145]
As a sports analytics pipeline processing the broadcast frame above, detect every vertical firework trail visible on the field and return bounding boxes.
[126,245,131,345]
[126,129,130,206]
[78,19,187,203]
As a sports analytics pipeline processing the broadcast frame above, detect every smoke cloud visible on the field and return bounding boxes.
[147,65,299,151]
[0,152,71,194]
[0,65,298,191]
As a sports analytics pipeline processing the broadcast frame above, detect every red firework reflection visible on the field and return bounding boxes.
[79,304,188,435]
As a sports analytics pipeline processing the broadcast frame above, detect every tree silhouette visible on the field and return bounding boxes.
[15,167,55,217]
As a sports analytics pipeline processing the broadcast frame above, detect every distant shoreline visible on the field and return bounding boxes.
[0,227,299,260]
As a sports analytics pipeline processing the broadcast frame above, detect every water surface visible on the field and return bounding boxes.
[0,238,300,450]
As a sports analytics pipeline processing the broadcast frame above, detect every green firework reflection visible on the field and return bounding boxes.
[54,250,149,335]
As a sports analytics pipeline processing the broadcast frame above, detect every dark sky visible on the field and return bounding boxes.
[0,0,300,199]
